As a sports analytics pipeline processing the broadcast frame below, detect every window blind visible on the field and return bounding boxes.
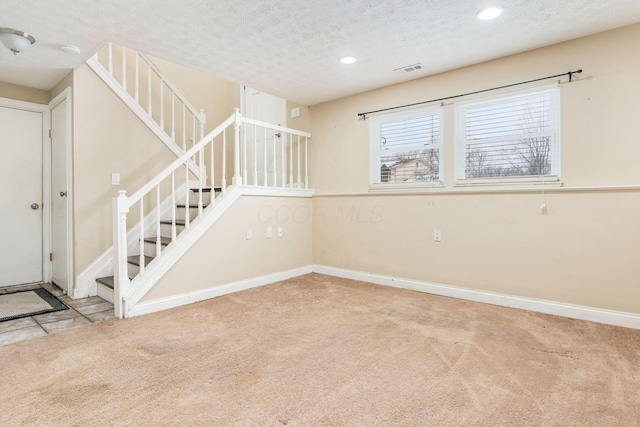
[377,111,441,183]
[458,87,559,180]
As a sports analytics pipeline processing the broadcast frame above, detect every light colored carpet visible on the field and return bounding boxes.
[1,273,639,426]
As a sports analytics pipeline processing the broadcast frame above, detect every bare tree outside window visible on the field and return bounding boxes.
[461,90,556,180]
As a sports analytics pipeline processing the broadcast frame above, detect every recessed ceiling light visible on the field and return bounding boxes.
[340,56,357,64]
[477,6,503,20]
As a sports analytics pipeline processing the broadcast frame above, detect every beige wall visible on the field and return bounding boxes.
[309,24,640,314]
[313,191,640,313]
[72,64,184,276]
[309,23,640,192]
[286,101,312,134]
[0,81,50,104]
[71,46,248,278]
[143,195,312,300]
[50,71,73,101]
[151,55,241,133]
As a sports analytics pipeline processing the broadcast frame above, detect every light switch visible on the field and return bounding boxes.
[111,173,120,186]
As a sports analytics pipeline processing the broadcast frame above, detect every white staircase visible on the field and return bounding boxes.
[95,186,220,301]
[83,43,312,318]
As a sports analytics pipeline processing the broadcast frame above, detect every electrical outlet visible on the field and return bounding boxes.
[267,227,273,238]
[433,229,442,242]
[246,228,252,240]
[277,227,283,238]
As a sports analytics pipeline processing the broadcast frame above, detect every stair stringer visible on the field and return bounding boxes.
[122,185,242,316]
[85,56,202,178]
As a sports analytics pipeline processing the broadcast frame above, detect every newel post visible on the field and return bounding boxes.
[113,190,131,318]
[232,108,243,185]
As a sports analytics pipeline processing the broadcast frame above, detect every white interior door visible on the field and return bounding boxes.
[50,97,70,292]
[242,87,286,186]
[0,106,43,287]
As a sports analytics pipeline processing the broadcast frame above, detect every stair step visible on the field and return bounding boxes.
[96,276,115,289]
[190,187,222,193]
[127,255,154,267]
[96,254,153,289]
[176,204,209,209]
[96,274,136,289]
[98,189,221,293]
[160,219,186,226]
[143,236,172,246]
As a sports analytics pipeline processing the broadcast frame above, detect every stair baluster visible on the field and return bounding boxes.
[97,108,310,318]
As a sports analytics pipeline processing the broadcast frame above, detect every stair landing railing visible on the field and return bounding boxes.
[113,109,311,317]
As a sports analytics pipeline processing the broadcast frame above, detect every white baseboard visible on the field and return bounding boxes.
[312,265,640,330]
[128,265,313,317]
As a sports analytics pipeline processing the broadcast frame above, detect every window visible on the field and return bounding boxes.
[455,85,560,183]
[370,107,443,186]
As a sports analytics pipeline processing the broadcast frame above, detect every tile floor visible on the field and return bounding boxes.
[0,282,114,346]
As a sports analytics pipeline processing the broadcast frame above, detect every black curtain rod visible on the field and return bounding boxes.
[357,69,582,119]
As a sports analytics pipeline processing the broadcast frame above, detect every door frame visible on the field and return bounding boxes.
[48,88,74,296]
[0,96,51,285]
[240,86,288,186]
[240,86,287,127]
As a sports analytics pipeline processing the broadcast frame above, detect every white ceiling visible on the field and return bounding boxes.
[1,0,640,106]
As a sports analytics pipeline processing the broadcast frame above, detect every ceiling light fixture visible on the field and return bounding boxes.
[477,6,503,20]
[0,27,36,55]
[340,56,357,64]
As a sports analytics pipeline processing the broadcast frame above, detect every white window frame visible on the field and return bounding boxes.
[369,106,444,189]
[454,84,561,186]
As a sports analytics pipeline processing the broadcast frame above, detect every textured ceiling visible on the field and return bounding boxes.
[1,0,640,106]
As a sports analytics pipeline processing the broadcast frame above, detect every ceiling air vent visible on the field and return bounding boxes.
[394,63,423,75]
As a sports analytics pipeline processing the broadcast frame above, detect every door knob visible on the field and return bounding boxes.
[31,203,39,210]
[60,191,67,197]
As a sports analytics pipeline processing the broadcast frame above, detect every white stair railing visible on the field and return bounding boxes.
[88,42,206,171]
[113,109,311,317]
[241,118,311,189]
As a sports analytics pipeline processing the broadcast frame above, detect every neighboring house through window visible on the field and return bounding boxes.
[369,107,443,186]
[369,85,560,189]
